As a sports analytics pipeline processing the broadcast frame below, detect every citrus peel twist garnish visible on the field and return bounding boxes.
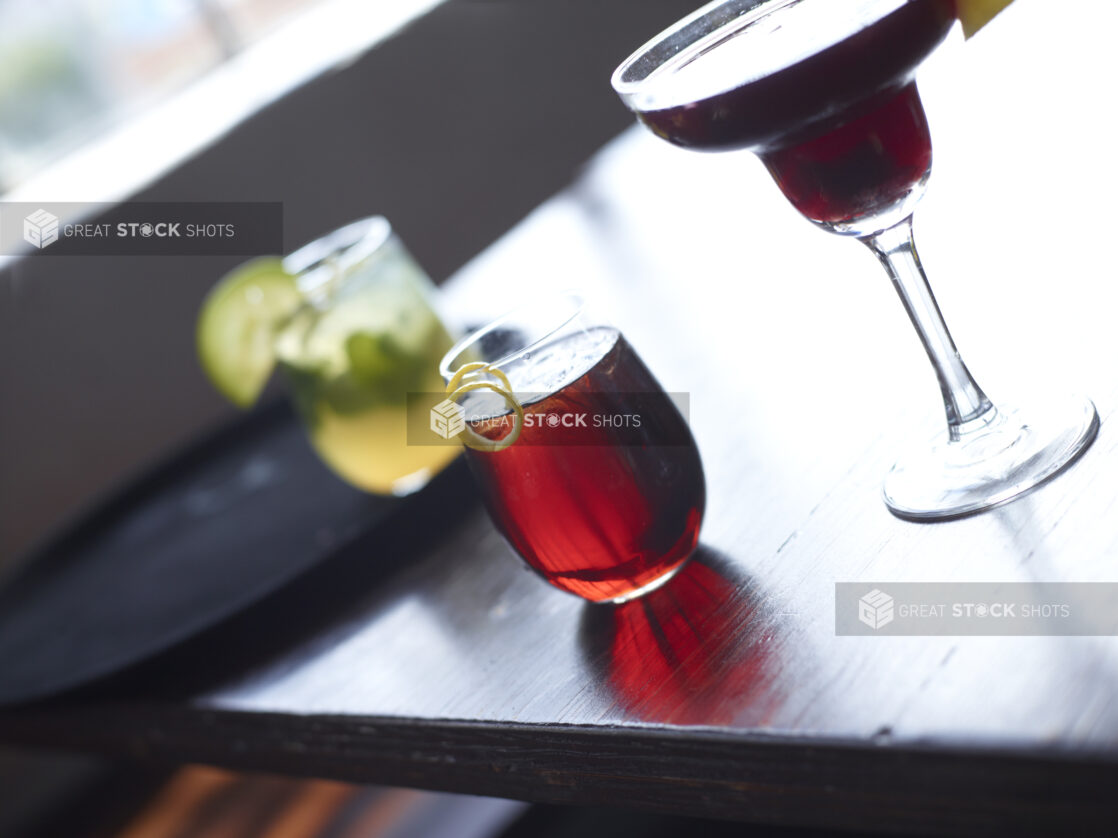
[444,363,524,453]
[445,361,513,395]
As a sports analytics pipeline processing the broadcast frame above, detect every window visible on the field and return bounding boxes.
[0,0,441,195]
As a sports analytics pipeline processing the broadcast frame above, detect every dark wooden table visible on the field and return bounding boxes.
[5,5,1118,834]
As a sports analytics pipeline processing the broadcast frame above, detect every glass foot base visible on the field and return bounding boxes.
[884,396,1100,522]
[603,558,691,605]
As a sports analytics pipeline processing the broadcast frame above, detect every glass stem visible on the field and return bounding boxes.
[861,216,994,441]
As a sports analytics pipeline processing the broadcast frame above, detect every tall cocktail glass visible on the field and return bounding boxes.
[612,0,1097,519]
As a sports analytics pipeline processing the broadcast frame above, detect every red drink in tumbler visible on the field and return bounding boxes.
[462,327,705,603]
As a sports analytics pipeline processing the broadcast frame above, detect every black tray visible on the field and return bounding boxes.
[0,400,409,706]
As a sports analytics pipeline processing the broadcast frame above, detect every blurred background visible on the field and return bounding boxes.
[0,757,868,838]
[1,0,709,834]
[0,0,312,191]
[0,0,698,564]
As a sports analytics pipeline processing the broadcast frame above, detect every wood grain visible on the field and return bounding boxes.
[5,2,1118,834]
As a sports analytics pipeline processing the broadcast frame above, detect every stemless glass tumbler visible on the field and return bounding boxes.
[440,293,705,603]
[275,217,460,495]
[612,0,1098,520]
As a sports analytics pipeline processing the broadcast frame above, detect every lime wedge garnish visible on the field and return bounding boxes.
[958,0,1014,38]
[196,257,302,407]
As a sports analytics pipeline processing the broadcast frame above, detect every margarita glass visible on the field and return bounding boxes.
[612,0,1098,520]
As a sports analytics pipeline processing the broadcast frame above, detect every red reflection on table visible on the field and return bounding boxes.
[586,554,778,726]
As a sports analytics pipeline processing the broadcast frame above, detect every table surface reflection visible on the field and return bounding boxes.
[5,4,1118,833]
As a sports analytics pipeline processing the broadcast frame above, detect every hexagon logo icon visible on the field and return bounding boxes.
[430,398,466,439]
[858,589,894,630]
[24,209,60,249]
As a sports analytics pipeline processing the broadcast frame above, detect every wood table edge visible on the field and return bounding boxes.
[2,707,1115,834]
